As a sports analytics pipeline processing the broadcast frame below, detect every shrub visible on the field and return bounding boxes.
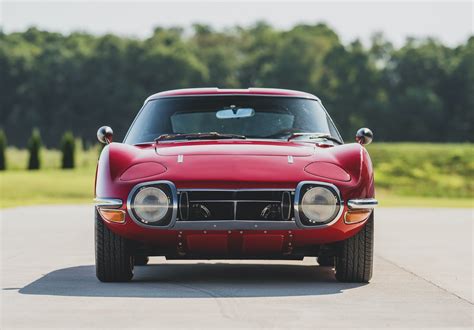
[60,131,76,169]
[0,129,6,170]
[27,128,42,170]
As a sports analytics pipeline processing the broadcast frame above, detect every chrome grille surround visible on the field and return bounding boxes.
[177,188,295,222]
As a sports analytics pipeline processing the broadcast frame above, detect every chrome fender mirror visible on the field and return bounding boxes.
[355,128,373,145]
[97,126,113,144]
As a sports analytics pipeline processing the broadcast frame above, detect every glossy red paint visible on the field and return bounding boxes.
[96,141,374,249]
[95,89,376,258]
[120,162,167,181]
[304,162,351,182]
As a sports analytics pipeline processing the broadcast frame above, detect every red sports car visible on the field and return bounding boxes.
[94,88,377,283]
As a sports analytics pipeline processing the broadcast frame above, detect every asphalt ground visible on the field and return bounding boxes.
[1,206,472,328]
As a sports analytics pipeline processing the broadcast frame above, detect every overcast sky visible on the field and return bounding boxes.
[1,1,472,46]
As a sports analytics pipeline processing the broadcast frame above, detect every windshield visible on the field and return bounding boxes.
[124,96,341,144]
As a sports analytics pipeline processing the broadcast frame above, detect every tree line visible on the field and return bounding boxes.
[1,24,473,147]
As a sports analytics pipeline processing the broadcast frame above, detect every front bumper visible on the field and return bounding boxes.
[95,180,377,231]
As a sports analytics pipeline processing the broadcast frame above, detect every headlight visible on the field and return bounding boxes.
[298,185,340,225]
[132,187,170,223]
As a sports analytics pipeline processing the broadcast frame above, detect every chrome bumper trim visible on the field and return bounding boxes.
[173,220,299,230]
[94,198,123,209]
[347,198,378,209]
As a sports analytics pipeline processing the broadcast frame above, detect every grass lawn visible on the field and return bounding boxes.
[376,190,472,208]
[1,147,98,208]
[0,143,472,209]
[1,171,472,210]
[0,168,95,208]
[367,143,473,199]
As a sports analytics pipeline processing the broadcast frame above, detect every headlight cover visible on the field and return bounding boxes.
[128,182,176,226]
[296,183,341,226]
[133,187,169,223]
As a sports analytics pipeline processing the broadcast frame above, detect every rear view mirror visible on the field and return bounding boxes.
[216,108,255,119]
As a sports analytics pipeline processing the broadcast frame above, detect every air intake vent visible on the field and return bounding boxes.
[177,190,294,222]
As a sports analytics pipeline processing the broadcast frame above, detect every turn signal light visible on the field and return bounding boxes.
[99,209,126,223]
[344,209,372,224]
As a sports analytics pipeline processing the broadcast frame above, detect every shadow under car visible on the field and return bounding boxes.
[17,262,366,298]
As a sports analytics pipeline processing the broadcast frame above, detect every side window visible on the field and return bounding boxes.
[327,115,343,142]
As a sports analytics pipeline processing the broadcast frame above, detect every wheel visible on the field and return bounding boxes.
[335,212,374,283]
[134,256,149,266]
[95,210,134,282]
[317,255,335,267]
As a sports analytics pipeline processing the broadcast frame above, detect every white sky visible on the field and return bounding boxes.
[1,1,473,46]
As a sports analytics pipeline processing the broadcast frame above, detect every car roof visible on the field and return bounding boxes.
[145,88,320,103]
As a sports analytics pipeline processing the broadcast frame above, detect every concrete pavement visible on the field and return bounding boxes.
[1,206,473,328]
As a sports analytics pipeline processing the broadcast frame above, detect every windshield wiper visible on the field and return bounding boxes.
[155,132,246,142]
[287,132,343,145]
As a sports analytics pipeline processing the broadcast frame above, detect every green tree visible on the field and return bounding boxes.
[60,131,75,169]
[191,24,239,87]
[381,39,451,141]
[27,128,42,170]
[0,27,473,145]
[442,37,474,141]
[0,129,6,170]
[261,24,341,90]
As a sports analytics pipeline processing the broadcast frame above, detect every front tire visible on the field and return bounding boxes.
[335,212,374,283]
[134,256,149,266]
[95,210,134,282]
[317,256,335,267]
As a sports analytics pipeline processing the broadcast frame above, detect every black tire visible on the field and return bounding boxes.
[134,256,149,266]
[95,210,134,282]
[317,256,335,267]
[335,212,374,283]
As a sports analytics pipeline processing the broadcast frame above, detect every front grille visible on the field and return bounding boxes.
[178,190,294,221]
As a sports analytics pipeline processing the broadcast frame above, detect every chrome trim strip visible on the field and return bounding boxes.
[293,181,344,229]
[180,188,295,223]
[189,199,281,203]
[281,191,292,221]
[347,198,378,209]
[145,93,320,103]
[126,180,178,229]
[233,201,238,220]
[173,220,298,230]
[179,188,295,192]
[94,198,123,209]
[179,191,189,221]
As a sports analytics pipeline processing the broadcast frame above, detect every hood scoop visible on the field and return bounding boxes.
[155,140,315,157]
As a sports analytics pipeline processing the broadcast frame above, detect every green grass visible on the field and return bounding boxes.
[368,143,473,199]
[1,147,99,208]
[376,190,472,208]
[0,168,95,208]
[0,143,472,209]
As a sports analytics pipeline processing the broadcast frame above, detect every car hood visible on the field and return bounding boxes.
[103,141,364,187]
[154,140,316,157]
